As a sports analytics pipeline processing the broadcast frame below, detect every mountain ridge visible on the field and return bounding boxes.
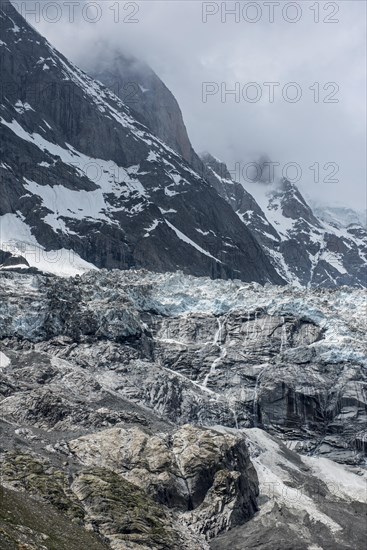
[84,44,366,288]
[0,0,283,284]
[201,153,367,287]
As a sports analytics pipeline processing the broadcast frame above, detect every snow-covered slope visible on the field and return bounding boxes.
[81,48,367,290]
[309,200,367,229]
[0,0,282,284]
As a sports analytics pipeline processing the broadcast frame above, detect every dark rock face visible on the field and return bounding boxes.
[0,269,365,461]
[88,52,201,170]
[0,270,366,548]
[1,0,364,287]
[0,0,283,285]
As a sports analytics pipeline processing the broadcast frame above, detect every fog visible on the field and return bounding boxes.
[13,0,366,210]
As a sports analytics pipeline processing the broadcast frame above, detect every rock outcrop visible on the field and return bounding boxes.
[0,269,366,548]
[88,52,201,171]
[1,269,365,463]
[69,424,258,538]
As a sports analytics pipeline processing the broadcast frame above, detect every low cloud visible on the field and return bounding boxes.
[14,0,366,210]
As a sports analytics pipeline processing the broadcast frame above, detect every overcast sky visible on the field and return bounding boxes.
[15,0,366,210]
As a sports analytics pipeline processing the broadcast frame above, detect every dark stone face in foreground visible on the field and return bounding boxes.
[0,269,366,549]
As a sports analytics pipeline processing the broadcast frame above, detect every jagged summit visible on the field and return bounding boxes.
[202,154,367,288]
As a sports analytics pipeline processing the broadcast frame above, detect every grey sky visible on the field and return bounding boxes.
[14,0,366,210]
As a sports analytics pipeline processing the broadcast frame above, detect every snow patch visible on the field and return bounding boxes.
[24,179,112,227]
[159,208,177,214]
[301,456,367,503]
[144,219,160,237]
[14,100,34,114]
[147,150,159,162]
[164,186,179,197]
[0,351,10,369]
[165,220,222,264]
[0,213,97,277]
[245,429,342,533]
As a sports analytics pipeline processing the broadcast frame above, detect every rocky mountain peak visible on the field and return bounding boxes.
[267,177,322,228]
[201,152,233,182]
[200,154,367,288]
[86,48,202,171]
[0,0,285,285]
